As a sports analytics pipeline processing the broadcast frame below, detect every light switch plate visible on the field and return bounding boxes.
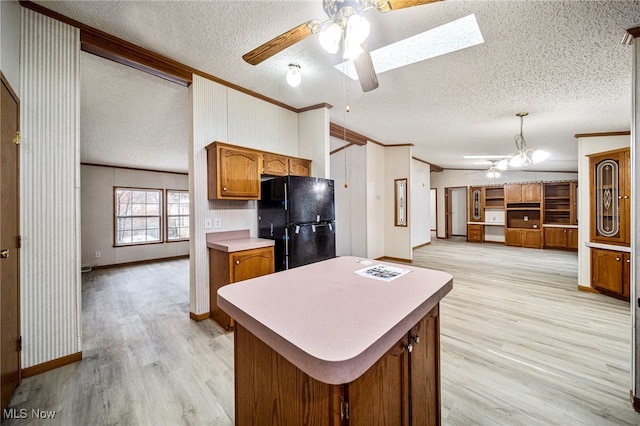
[205,218,212,229]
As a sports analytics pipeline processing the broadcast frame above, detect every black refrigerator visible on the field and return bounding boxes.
[258,176,336,271]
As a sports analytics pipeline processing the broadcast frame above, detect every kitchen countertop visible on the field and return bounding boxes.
[206,229,274,252]
[217,256,453,384]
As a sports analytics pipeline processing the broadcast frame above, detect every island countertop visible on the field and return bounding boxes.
[217,256,453,384]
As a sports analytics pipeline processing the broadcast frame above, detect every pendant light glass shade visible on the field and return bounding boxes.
[319,22,342,54]
[286,63,302,87]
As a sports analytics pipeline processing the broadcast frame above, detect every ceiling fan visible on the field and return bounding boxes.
[242,0,442,92]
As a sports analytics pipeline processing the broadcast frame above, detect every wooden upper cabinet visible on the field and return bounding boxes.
[289,157,311,177]
[589,148,630,246]
[262,153,289,176]
[207,143,261,200]
[505,183,541,203]
[263,153,311,177]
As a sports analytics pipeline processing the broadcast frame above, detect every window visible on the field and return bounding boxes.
[167,190,189,241]
[115,188,162,246]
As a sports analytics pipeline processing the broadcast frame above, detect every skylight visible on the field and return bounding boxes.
[336,14,484,80]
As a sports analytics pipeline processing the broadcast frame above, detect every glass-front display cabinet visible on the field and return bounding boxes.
[589,147,630,246]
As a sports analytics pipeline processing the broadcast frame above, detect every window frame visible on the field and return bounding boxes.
[113,186,164,247]
[165,189,190,242]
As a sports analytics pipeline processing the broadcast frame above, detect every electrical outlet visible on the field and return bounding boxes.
[214,218,222,229]
[205,218,212,229]
[95,251,101,258]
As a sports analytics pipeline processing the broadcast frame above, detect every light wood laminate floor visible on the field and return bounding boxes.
[5,238,639,425]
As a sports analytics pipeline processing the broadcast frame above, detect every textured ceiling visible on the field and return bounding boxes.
[37,0,640,173]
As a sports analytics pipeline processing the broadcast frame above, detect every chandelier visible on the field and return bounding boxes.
[508,112,549,168]
[318,2,371,60]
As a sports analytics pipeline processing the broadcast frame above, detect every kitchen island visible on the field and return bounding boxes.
[218,256,453,425]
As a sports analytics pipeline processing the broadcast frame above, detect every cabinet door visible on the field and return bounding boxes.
[263,153,289,176]
[591,248,624,294]
[469,187,483,222]
[522,230,542,249]
[218,147,261,199]
[230,247,275,282]
[567,229,578,250]
[590,149,629,245]
[348,337,410,426]
[522,183,542,202]
[504,184,522,203]
[289,158,311,177]
[409,306,439,426]
[544,228,567,249]
[623,253,631,299]
[504,229,522,247]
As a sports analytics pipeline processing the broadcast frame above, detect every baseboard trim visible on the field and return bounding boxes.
[376,256,413,264]
[22,352,82,378]
[190,311,210,322]
[89,254,189,270]
[577,285,600,294]
[412,242,431,250]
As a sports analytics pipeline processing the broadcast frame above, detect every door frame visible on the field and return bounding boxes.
[1,71,21,412]
[445,186,468,239]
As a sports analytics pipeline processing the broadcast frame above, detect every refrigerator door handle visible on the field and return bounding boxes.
[284,183,288,211]
[284,227,289,269]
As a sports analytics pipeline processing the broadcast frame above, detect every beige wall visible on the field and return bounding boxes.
[384,145,413,260]
[81,164,189,268]
[366,143,385,259]
[1,0,21,96]
[411,159,431,247]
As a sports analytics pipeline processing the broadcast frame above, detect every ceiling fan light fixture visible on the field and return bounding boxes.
[319,22,342,54]
[286,63,302,87]
[486,170,500,179]
[343,36,364,60]
[346,14,370,45]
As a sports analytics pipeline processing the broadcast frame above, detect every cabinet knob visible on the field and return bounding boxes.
[624,195,630,199]
[411,335,420,344]
[616,257,620,261]
[235,260,240,265]
[223,187,227,191]
[405,343,413,353]
[627,259,631,263]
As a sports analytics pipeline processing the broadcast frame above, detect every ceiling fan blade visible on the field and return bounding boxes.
[353,44,379,92]
[376,0,441,12]
[243,20,320,65]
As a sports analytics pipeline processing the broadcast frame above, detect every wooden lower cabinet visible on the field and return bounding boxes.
[467,224,484,242]
[505,229,542,248]
[591,248,630,300]
[234,305,440,425]
[209,246,275,330]
[543,227,578,250]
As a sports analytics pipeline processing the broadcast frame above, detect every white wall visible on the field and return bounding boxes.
[384,145,413,260]
[1,0,21,96]
[20,10,81,368]
[366,143,385,259]
[190,76,329,316]
[576,135,630,288]
[81,165,189,268]
[411,159,431,247]
[330,143,367,257]
[299,108,331,178]
[430,189,437,232]
[432,169,579,239]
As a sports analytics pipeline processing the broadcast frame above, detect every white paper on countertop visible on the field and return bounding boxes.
[354,264,412,282]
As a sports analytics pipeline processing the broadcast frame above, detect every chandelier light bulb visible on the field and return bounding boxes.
[532,149,549,163]
[343,36,364,60]
[496,159,509,170]
[319,22,342,54]
[286,63,301,87]
[509,152,525,168]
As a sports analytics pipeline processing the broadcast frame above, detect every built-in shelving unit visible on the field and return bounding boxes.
[484,186,505,208]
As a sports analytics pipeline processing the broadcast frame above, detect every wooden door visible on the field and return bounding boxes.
[409,306,439,426]
[544,227,567,249]
[1,74,20,412]
[230,247,275,282]
[504,229,522,247]
[504,184,522,203]
[445,188,452,239]
[522,230,542,249]
[218,147,261,199]
[348,337,410,426]
[591,248,624,294]
[567,229,578,250]
[522,183,542,202]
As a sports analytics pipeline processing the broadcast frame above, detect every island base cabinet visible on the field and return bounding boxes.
[234,305,440,425]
